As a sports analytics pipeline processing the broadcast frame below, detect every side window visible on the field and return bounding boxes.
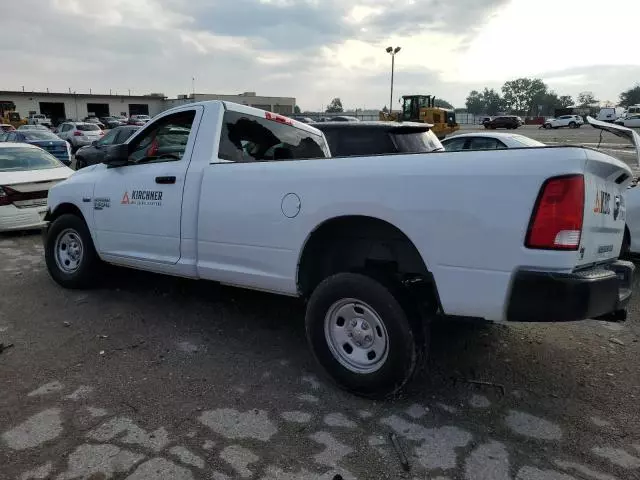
[218,111,328,162]
[6,132,17,142]
[96,129,119,146]
[115,128,136,144]
[127,111,195,164]
[442,137,467,151]
[468,137,501,150]
[62,124,71,132]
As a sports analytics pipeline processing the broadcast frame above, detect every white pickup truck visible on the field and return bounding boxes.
[43,101,634,397]
[28,113,52,128]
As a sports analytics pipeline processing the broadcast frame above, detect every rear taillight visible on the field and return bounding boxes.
[73,131,83,136]
[0,187,9,206]
[526,175,584,250]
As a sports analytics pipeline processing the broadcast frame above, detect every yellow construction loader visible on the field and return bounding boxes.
[380,95,459,139]
[0,101,27,128]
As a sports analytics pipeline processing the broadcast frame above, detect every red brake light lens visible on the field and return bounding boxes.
[526,175,584,250]
[73,131,83,136]
[265,112,292,125]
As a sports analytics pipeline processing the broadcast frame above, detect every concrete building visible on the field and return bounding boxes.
[0,90,167,125]
[164,92,296,115]
[0,90,295,125]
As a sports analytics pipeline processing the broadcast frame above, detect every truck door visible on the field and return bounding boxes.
[92,107,202,264]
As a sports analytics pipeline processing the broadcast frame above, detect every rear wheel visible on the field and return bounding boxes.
[305,272,426,398]
[75,157,86,170]
[45,214,101,289]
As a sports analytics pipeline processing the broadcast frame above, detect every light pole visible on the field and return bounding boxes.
[386,46,401,114]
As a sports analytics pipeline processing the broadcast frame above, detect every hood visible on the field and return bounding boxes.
[587,116,640,167]
[0,166,73,186]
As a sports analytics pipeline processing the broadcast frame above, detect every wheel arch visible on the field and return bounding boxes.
[296,215,438,306]
[45,202,86,223]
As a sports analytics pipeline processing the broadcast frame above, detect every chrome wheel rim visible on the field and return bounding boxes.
[54,228,84,274]
[324,298,389,374]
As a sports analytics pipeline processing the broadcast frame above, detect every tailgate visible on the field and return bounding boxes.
[578,149,632,266]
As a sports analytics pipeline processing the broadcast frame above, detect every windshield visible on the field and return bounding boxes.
[0,147,62,171]
[77,124,101,131]
[391,129,444,153]
[21,131,60,141]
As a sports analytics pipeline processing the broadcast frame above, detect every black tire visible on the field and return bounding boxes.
[484,125,490,129]
[544,123,551,129]
[45,214,101,289]
[305,272,426,398]
[75,157,85,170]
[569,121,577,128]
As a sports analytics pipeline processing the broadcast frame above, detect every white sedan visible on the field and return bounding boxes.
[615,115,640,128]
[0,143,73,231]
[441,132,544,151]
[543,115,584,129]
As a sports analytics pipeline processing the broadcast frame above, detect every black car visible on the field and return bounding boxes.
[74,125,140,169]
[313,121,443,157]
[484,116,519,129]
[100,116,125,129]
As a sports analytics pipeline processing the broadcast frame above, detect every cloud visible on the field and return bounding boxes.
[1,0,638,111]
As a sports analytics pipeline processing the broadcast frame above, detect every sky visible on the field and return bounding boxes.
[1,0,638,111]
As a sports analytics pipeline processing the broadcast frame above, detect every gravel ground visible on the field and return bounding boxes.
[0,233,639,480]
[1,130,640,479]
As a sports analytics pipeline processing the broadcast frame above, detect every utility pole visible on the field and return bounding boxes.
[385,46,401,114]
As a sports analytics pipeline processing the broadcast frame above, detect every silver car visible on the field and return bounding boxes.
[55,122,104,152]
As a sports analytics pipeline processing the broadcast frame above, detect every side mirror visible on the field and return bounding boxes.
[103,143,129,167]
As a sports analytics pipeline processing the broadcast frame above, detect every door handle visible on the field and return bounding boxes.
[155,176,176,184]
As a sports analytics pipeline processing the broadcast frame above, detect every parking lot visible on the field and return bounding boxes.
[1,125,640,480]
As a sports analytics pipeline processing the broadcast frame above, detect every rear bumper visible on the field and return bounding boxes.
[0,205,48,232]
[507,260,634,322]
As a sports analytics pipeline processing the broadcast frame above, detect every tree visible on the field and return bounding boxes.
[325,98,344,113]
[620,85,640,107]
[482,88,503,115]
[465,89,503,115]
[465,90,485,115]
[559,95,573,108]
[294,105,301,114]
[501,77,547,114]
[434,98,454,109]
[381,105,389,113]
[577,91,598,107]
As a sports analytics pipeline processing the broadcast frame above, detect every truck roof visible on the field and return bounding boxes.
[161,100,324,137]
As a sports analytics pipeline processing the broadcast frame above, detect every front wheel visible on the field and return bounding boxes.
[544,123,552,129]
[305,272,426,398]
[75,157,85,170]
[569,121,577,128]
[45,214,101,289]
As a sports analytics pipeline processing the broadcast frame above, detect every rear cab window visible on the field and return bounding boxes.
[218,111,329,162]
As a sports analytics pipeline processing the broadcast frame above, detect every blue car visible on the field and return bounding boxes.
[0,130,72,166]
